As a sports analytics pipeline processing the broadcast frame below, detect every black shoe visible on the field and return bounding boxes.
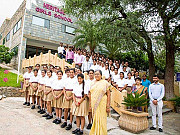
[67,115,70,120]
[72,128,80,134]
[62,116,64,119]
[37,109,42,113]
[61,122,67,128]
[65,124,72,130]
[150,127,156,130]
[87,124,92,129]
[76,130,83,135]
[54,112,56,115]
[40,110,45,114]
[46,115,53,120]
[42,113,49,117]
[38,105,41,109]
[27,102,30,106]
[23,102,27,105]
[159,128,163,132]
[55,119,61,124]
[74,121,76,124]
[31,105,35,109]
[53,119,58,123]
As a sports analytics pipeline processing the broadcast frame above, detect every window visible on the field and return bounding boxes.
[3,38,5,45]
[13,19,22,34]
[32,16,50,29]
[0,33,2,40]
[62,24,75,35]
[6,32,10,42]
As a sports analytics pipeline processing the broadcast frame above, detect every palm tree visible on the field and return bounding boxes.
[73,19,100,52]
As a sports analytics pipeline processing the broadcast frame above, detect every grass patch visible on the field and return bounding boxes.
[0,66,21,87]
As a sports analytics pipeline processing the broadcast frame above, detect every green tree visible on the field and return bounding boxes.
[73,18,100,52]
[0,45,15,64]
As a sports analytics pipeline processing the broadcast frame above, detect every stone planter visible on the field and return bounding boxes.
[118,109,149,133]
[163,101,175,111]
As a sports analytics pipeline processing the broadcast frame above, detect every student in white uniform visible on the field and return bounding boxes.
[23,66,33,106]
[110,65,115,79]
[116,72,128,92]
[90,59,98,71]
[62,68,70,79]
[29,69,39,109]
[71,73,88,135]
[42,70,54,120]
[35,64,41,77]
[61,68,78,130]
[102,63,110,81]
[126,72,135,94]
[85,69,95,130]
[112,68,120,83]
[52,70,64,125]
[122,66,128,79]
[37,70,47,114]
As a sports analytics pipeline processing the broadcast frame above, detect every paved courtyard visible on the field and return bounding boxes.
[0,97,180,135]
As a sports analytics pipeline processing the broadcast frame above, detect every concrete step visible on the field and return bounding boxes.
[111,113,120,120]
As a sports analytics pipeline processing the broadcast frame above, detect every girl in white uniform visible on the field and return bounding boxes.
[126,72,135,94]
[23,66,33,106]
[29,69,39,109]
[71,73,88,135]
[85,69,95,130]
[52,70,64,124]
[42,70,54,120]
[116,72,128,92]
[37,70,47,114]
[61,68,78,130]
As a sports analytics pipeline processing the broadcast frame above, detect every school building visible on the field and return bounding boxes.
[0,0,78,70]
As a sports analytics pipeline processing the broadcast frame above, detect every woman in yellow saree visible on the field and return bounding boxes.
[89,70,111,135]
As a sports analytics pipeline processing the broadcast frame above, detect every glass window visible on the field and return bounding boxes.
[32,16,50,29]
[13,18,21,34]
[17,19,21,30]
[44,19,50,29]
[6,32,10,42]
[65,26,75,34]
[62,24,66,32]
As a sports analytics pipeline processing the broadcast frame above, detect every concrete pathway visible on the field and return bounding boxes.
[0,97,180,135]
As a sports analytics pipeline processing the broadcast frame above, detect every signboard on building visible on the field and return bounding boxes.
[35,3,73,23]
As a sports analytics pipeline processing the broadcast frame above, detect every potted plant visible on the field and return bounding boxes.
[169,96,180,113]
[18,75,24,89]
[118,93,149,133]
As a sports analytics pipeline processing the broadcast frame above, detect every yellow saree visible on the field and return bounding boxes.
[89,80,111,135]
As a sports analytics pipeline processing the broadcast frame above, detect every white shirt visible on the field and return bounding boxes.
[52,72,58,79]
[75,54,83,64]
[90,64,98,71]
[126,78,135,87]
[123,71,128,79]
[117,78,127,88]
[82,60,92,72]
[110,70,115,77]
[64,77,78,89]
[29,75,39,83]
[45,76,54,87]
[118,68,123,74]
[62,74,68,79]
[37,70,41,77]
[23,72,33,79]
[149,83,165,102]
[73,83,88,97]
[112,74,120,83]
[51,79,64,90]
[85,79,95,93]
[38,76,47,85]
[126,67,131,73]
[102,69,110,79]
[58,46,64,53]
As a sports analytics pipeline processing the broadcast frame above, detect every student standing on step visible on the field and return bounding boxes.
[29,69,39,109]
[149,75,165,132]
[23,66,33,106]
[71,73,88,135]
[85,69,95,130]
[37,70,47,114]
[61,68,78,130]
[42,70,54,119]
[52,70,64,125]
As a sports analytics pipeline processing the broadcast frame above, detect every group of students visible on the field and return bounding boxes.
[23,64,96,135]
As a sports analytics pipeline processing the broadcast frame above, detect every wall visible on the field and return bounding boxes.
[0,87,24,97]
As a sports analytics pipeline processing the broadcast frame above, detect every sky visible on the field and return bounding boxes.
[0,0,62,26]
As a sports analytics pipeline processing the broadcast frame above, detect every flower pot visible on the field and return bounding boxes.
[176,106,180,113]
[118,109,149,133]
